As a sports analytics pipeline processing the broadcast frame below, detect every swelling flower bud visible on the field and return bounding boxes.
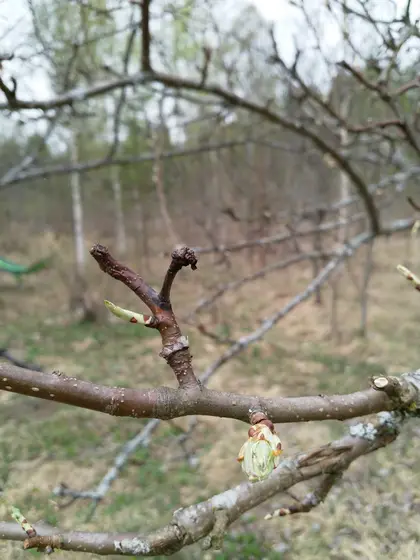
[237,422,282,483]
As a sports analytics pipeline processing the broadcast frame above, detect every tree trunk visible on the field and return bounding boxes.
[69,134,96,322]
[133,187,151,273]
[70,136,85,280]
[151,113,180,248]
[359,239,375,337]
[111,166,127,256]
[338,122,350,243]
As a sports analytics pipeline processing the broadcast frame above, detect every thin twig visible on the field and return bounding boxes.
[53,419,160,519]
[0,349,43,372]
[264,473,342,519]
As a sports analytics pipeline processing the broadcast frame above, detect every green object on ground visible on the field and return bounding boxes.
[0,255,53,280]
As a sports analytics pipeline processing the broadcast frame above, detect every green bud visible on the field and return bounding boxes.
[237,423,282,483]
[104,300,156,326]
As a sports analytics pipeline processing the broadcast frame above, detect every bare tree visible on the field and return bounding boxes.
[1,0,420,555]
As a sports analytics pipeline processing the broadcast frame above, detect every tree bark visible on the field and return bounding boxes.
[70,134,85,280]
[111,165,127,256]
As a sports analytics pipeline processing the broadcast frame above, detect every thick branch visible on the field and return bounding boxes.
[0,412,407,556]
[90,244,160,313]
[1,363,419,423]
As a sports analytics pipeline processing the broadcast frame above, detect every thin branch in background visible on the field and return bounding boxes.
[192,212,367,256]
[169,416,199,467]
[264,473,342,519]
[339,60,420,158]
[0,411,415,556]
[193,322,236,346]
[359,238,375,337]
[184,251,334,322]
[105,9,139,162]
[0,139,255,189]
[310,210,327,305]
[192,215,232,270]
[53,419,160,520]
[0,349,43,372]
[0,111,61,187]
[200,228,372,384]
[329,265,343,342]
[408,196,420,212]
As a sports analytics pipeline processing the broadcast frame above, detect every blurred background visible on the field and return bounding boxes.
[0,0,420,558]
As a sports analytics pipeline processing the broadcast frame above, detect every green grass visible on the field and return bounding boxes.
[2,312,419,560]
[306,350,387,393]
[215,532,284,559]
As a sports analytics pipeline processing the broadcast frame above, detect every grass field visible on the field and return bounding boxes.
[1,232,420,559]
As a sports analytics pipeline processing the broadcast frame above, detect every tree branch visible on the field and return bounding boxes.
[52,419,160,519]
[0,69,380,232]
[159,246,197,303]
[192,213,367,256]
[1,219,417,421]
[408,196,420,212]
[184,251,336,321]
[140,0,152,72]
[0,139,256,189]
[1,362,418,424]
[90,244,199,389]
[0,411,412,555]
[264,473,342,519]
[0,349,43,372]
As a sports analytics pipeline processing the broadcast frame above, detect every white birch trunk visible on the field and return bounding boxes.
[111,166,127,256]
[338,6,351,243]
[151,125,180,247]
[338,125,350,243]
[70,135,85,279]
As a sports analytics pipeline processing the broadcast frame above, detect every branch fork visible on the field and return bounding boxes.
[90,244,199,389]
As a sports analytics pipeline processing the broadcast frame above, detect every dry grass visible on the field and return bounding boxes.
[0,230,419,559]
